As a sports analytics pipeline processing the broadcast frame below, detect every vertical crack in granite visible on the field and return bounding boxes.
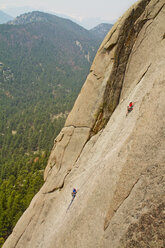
[90,0,151,134]
[136,63,151,85]
[152,2,165,20]
[14,200,45,247]
[14,199,46,247]
[14,215,35,248]
[104,177,141,230]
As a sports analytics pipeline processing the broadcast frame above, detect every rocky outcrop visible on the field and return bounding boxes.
[3,0,165,247]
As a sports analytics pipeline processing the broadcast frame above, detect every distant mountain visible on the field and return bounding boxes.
[0,11,101,155]
[90,23,113,40]
[49,12,115,29]
[0,11,102,244]
[0,10,13,24]
[77,17,115,30]
[8,11,112,41]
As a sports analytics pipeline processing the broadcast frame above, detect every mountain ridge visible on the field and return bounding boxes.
[8,11,112,40]
[3,6,115,29]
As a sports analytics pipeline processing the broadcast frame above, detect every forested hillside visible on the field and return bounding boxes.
[0,11,106,246]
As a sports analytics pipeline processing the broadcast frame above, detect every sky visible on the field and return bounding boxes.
[0,0,137,20]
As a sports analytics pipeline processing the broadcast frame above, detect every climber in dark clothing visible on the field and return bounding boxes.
[67,188,77,212]
[126,102,134,116]
[72,188,77,199]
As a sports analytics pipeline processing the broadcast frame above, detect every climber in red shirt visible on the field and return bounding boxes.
[126,102,134,116]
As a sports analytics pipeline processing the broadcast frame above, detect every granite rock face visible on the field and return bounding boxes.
[3,0,165,247]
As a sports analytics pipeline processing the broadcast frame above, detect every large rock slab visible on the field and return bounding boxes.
[3,0,165,247]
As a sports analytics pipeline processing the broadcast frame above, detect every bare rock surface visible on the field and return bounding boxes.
[3,0,165,247]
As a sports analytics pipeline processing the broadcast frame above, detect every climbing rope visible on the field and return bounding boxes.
[66,197,74,212]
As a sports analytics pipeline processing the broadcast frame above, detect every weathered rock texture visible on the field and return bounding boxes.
[3,0,165,247]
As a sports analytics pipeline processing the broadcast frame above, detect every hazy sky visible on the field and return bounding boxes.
[1,0,138,21]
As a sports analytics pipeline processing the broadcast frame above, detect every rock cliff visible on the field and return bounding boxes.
[3,0,165,247]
